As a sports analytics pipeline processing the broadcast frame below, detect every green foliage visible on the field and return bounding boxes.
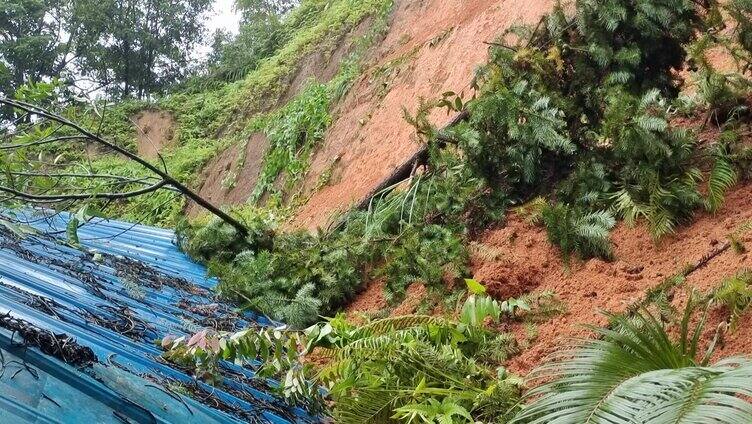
[512,303,752,424]
[606,89,703,238]
[466,80,574,192]
[176,135,509,327]
[556,161,613,210]
[201,9,286,85]
[392,398,473,424]
[210,229,369,328]
[706,144,739,213]
[425,0,726,246]
[0,0,214,100]
[309,293,525,423]
[542,203,615,261]
[0,0,73,102]
[573,0,698,95]
[177,209,276,263]
[56,0,394,228]
[180,154,492,327]
[161,325,326,412]
[251,81,333,201]
[164,286,539,422]
[79,0,214,98]
[712,269,752,331]
[379,224,467,304]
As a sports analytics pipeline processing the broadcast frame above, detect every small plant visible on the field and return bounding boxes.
[730,235,747,254]
[542,202,615,261]
[164,279,530,423]
[379,224,468,304]
[712,269,752,330]
[606,89,703,239]
[515,197,547,225]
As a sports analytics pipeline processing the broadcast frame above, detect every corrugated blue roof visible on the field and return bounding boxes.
[0,210,318,424]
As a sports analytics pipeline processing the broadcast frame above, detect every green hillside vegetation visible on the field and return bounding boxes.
[177,0,752,328]
[60,0,394,225]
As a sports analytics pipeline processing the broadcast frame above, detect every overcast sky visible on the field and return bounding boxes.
[195,0,242,59]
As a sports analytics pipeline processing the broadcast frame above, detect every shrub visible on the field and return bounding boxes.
[512,304,752,423]
[605,89,704,238]
[163,280,533,422]
[542,203,615,261]
[378,224,468,304]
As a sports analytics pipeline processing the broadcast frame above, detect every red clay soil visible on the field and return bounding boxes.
[345,278,388,315]
[478,182,752,375]
[288,0,554,230]
[186,133,269,218]
[133,110,175,159]
[340,182,752,374]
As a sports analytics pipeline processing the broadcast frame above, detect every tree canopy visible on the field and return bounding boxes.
[0,0,213,100]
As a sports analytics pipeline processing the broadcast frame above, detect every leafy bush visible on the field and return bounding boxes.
[541,203,615,261]
[379,224,468,304]
[435,0,737,245]
[163,280,534,423]
[573,0,699,96]
[251,81,333,201]
[180,160,490,327]
[177,209,276,263]
[605,89,704,238]
[203,12,286,85]
[466,80,574,193]
[206,229,369,328]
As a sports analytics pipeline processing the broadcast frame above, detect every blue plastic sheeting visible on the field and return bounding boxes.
[0,210,318,424]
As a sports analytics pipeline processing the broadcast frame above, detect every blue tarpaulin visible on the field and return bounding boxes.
[0,210,317,424]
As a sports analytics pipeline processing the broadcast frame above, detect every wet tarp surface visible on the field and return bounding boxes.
[0,210,316,424]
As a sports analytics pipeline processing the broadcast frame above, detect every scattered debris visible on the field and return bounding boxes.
[83,305,156,342]
[0,312,97,367]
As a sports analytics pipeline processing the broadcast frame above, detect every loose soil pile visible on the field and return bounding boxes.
[480,182,752,374]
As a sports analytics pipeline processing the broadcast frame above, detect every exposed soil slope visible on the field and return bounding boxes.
[186,133,270,218]
[289,0,554,230]
[186,19,374,216]
[343,181,752,374]
[481,183,752,374]
[133,110,175,159]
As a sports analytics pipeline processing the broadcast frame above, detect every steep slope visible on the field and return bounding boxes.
[186,17,376,217]
[288,0,553,229]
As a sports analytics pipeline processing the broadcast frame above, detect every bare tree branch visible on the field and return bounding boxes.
[0,180,167,202]
[0,98,249,236]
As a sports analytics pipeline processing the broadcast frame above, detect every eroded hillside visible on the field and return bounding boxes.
[288,0,553,229]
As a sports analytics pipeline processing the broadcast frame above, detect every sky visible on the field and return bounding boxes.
[195,0,243,59]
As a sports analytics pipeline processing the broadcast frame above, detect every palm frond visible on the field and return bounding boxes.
[513,306,752,424]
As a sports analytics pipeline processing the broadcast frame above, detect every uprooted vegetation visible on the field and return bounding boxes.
[164,0,752,422]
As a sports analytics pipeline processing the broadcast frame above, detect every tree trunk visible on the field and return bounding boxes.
[353,110,470,210]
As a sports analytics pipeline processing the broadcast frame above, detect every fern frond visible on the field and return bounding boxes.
[706,154,738,213]
[353,315,453,338]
